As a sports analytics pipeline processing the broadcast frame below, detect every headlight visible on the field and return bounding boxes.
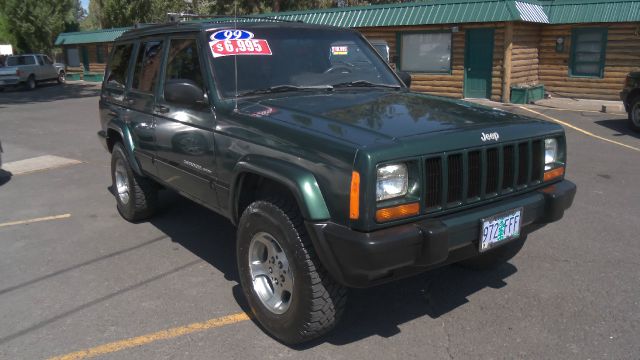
[376,163,408,201]
[544,138,558,170]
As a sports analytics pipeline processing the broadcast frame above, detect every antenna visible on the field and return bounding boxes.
[233,0,239,112]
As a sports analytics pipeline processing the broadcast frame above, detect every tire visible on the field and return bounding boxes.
[26,75,36,90]
[110,142,158,222]
[237,199,347,344]
[628,96,640,132]
[456,235,527,270]
[57,71,66,84]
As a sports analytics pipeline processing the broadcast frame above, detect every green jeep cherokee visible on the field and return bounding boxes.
[98,21,576,344]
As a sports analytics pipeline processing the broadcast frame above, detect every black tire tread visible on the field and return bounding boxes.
[628,95,640,132]
[246,197,347,342]
[112,142,158,221]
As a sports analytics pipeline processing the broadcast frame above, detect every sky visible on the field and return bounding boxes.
[81,0,89,11]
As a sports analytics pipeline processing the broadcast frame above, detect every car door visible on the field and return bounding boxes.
[36,56,47,80]
[124,39,165,177]
[43,55,58,79]
[153,35,218,209]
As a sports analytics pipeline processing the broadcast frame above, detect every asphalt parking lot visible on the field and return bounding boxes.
[1,83,639,360]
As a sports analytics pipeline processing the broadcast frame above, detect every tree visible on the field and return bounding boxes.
[0,0,77,54]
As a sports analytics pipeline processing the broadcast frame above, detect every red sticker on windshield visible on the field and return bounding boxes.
[210,39,272,58]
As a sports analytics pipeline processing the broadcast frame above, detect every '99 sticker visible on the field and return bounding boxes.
[210,29,254,41]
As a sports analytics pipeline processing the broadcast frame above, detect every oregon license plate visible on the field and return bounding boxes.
[479,208,522,252]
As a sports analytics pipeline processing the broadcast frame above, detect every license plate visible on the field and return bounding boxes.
[479,208,522,252]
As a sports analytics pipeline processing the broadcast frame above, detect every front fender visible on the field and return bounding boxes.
[231,155,330,223]
[107,119,144,176]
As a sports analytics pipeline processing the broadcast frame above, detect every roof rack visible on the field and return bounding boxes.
[167,13,302,23]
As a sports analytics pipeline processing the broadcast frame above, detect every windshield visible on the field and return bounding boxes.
[207,27,400,98]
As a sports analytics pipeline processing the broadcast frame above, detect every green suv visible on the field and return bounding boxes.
[98,20,576,344]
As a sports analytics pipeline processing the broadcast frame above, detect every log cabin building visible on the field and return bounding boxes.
[55,0,640,101]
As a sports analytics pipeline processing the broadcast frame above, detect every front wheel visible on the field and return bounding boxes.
[110,142,158,221]
[456,236,527,270]
[628,97,640,132]
[57,71,66,84]
[237,199,347,344]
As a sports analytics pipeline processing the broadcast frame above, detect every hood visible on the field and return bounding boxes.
[237,90,544,147]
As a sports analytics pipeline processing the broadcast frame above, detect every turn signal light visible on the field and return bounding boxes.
[376,202,420,222]
[349,171,360,220]
[544,166,565,182]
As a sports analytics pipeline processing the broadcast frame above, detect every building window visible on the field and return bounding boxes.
[399,32,451,73]
[570,28,607,78]
[96,45,105,63]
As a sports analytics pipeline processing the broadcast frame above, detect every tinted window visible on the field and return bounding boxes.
[7,55,36,66]
[164,38,204,95]
[106,44,133,88]
[132,40,164,93]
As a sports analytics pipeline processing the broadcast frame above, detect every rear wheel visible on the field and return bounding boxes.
[457,236,527,270]
[110,142,158,221]
[629,96,640,132]
[26,75,36,90]
[237,199,347,344]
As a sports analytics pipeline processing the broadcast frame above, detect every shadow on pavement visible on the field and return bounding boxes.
[149,190,518,346]
[594,118,640,139]
[0,169,11,186]
[0,82,100,106]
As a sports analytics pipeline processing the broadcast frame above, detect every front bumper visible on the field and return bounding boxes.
[307,180,576,288]
[0,77,20,87]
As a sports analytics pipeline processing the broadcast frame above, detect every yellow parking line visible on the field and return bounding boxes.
[48,312,251,360]
[529,105,626,115]
[518,106,640,153]
[0,214,71,228]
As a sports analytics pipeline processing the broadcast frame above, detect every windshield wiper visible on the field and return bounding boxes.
[332,80,401,89]
[238,84,333,97]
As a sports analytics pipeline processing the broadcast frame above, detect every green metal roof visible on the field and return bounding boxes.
[544,0,640,23]
[54,0,640,46]
[255,0,549,26]
[54,27,131,46]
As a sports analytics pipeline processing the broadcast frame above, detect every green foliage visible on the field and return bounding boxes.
[0,0,77,54]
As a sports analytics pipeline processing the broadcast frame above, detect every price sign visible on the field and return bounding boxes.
[210,39,272,58]
[208,29,272,58]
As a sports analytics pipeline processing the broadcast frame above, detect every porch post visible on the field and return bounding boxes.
[502,21,514,103]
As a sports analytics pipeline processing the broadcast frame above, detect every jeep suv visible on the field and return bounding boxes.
[98,21,576,344]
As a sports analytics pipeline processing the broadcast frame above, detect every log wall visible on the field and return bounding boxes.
[539,23,640,100]
[359,22,505,101]
[63,43,110,73]
[511,22,542,86]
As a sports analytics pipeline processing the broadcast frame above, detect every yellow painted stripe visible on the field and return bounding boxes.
[48,312,250,360]
[0,214,71,228]
[530,105,626,115]
[518,106,640,153]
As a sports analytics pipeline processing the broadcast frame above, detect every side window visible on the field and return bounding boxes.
[44,56,54,65]
[164,38,204,97]
[132,40,164,93]
[24,56,36,65]
[106,43,133,89]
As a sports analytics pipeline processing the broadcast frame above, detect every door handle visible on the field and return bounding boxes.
[154,105,170,114]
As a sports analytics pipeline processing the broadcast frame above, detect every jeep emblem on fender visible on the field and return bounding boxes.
[481,132,500,141]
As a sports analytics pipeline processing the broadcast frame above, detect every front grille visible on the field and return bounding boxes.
[424,139,544,212]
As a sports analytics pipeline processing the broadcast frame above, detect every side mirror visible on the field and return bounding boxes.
[164,79,206,107]
[396,70,412,88]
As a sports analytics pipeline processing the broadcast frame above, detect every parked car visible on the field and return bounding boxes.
[369,39,390,63]
[0,54,65,91]
[98,21,576,344]
[621,72,640,132]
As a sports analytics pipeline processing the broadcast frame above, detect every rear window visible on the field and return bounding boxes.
[7,56,36,66]
[106,44,134,88]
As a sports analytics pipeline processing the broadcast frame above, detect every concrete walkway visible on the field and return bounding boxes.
[467,97,627,115]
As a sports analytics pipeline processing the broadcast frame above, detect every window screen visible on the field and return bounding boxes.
[400,32,452,73]
[164,38,204,92]
[132,40,164,93]
[570,28,607,78]
[106,44,133,88]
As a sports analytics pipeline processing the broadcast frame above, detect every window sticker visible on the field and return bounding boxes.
[331,46,348,55]
[209,29,272,58]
